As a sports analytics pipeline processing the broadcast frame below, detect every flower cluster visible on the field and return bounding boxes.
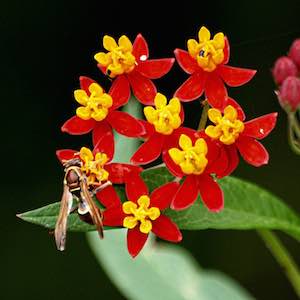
[59,27,277,257]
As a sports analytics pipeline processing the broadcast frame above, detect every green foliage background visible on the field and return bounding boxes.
[2,0,300,299]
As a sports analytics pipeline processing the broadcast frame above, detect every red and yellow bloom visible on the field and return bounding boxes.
[61,76,145,146]
[205,101,277,174]
[95,34,175,105]
[174,26,256,109]
[165,129,225,212]
[131,93,184,165]
[102,174,182,257]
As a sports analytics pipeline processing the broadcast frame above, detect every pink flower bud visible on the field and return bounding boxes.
[277,76,300,111]
[289,39,300,68]
[272,56,298,85]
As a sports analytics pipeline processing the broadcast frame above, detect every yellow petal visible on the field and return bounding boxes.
[98,169,109,182]
[224,105,237,121]
[123,201,137,214]
[80,147,94,162]
[197,55,209,69]
[74,89,88,106]
[147,207,160,220]
[103,35,117,51]
[212,32,225,49]
[168,148,185,165]
[94,52,112,66]
[137,195,150,208]
[123,216,138,229]
[144,106,157,123]
[208,108,222,123]
[169,115,181,130]
[220,134,236,145]
[168,97,181,113]
[198,26,211,42]
[195,138,208,155]
[76,106,91,120]
[99,94,113,108]
[91,108,108,121]
[108,63,124,76]
[187,39,199,58]
[180,161,194,174]
[154,93,167,109]
[89,83,103,95]
[118,35,133,52]
[194,154,208,170]
[212,49,224,65]
[205,125,222,139]
[179,134,192,150]
[139,219,152,234]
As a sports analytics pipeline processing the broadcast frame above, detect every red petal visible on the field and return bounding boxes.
[103,205,125,226]
[125,173,149,202]
[174,48,199,74]
[127,227,148,258]
[218,65,256,87]
[236,135,269,167]
[109,75,131,110]
[205,143,228,178]
[128,72,156,105]
[61,116,95,135]
[197,174,224,212]
[152,215,182,242]
[80,76,97,95]
[56,149,77,163]
[227,97,246,121]
[174,72,206,102]
[205,73,228,110]
[97,64,107,75]
[139,120,155,139]
[105,163,142,184]
[163,150,185,178]
[92,121,114,160]
[171,175,199,210]
[96,185,120,208]
[136,58,175,79]
[223,145,239,177]
[222,37,230,64]
[131,133,164,165]
[107,110,145,137]
[150,182,180,210]
[243,113,278,140]
[132,34,149,61]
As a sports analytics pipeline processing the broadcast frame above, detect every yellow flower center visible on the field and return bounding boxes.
[79,147,109,186]
[205,105,245,145]
[94,35,136,78]
[168,134,208,175]
[187,26,225,72]
[144,93,181,135]
[123,195,160,234]
[75,83,112,121]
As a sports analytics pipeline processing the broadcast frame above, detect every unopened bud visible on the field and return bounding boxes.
[272,56,298,85]
[277,76,300,111]
[289,39,300,68]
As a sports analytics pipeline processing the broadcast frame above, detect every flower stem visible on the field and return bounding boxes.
[197,100,209,131]
[287,114,300,155]
[258,229,300,298]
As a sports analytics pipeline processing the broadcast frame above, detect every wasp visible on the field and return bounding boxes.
[55,157,110,251]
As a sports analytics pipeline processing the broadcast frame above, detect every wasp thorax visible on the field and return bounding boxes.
[66,169,80,185]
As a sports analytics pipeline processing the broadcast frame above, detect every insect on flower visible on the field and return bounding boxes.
[55,149,111,251]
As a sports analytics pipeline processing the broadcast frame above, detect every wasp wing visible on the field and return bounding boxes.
[54,184,73,251]
[80,180,104,239]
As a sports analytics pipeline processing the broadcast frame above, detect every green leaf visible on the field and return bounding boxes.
[87,229,254,300]
[18,166,300,242]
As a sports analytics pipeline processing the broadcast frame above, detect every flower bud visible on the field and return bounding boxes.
[277,76,300,111]
[289,39,300,68]
[272,56,298,85]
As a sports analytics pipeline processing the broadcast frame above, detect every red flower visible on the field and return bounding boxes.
[101,174,182,257]
[131,93,184,165]
[174,26,256,109]
[165,128,225,212]
[94,34,175,105]
[56,134,142,200]
[204,99,277,174]
[61,76,145,146]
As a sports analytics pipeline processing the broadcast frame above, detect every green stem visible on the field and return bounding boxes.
[258,230,300,298]
[198,101,209,131]
[289,113,300,139]
[287,114,300,155]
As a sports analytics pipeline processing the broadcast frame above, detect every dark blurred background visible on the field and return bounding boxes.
[2,0,300,299]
